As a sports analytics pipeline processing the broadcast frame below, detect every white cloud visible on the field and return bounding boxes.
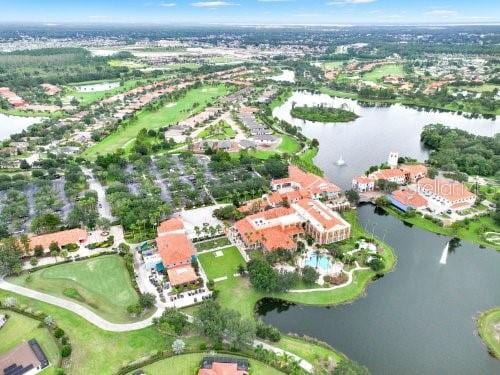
[191,1,237,7]
[327,0,376,5]
[425,9,458,17]
[159,2,176,7]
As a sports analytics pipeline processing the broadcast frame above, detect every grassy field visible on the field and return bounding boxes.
[362,64,405,82]
[275,335,345,366]
[278,135,301,154]
[292,147,323,176]
[477,307,500,359]
[65,77,165,106]
[195,237,231,251]
[9,255,143,323]
[0,310,61,375]
[82,84,231,158]
[198,246,246,281]
[322,61,345,70]
[382,205,500,250]
[138,352,284,375]
[199,121,236,140]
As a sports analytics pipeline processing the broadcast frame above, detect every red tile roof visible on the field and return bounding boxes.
[157,218,184,236]
[29,228,87,250]
[287,166,341,195]
[157,234,195,267]
[199,362,248,375]
[391,189,427,208]
[399,164,427,177]
[373,168,405,180]
[167,265,198,286]
[417,178,476,203]
[294,198,347,230]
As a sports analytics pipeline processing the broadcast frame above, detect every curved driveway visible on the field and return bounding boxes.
[0,279,164,332]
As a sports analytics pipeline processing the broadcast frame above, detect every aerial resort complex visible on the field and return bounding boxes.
[0,6,499,375]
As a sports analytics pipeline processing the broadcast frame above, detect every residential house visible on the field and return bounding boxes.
[0,339,49,375]
[28,228,88,253]
[199,357,249,375]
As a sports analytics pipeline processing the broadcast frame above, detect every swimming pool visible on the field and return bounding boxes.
[305,254,331,271]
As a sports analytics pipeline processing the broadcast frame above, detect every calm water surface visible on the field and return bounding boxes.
[0,113,43,141]
[273,91,499,189]
[258,205,500,375]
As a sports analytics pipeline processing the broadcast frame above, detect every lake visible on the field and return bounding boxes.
[270,69,296,83]
[74,82,120,92]
[0,113,43,141]
[273,91,499,189]
[258,205,500,375]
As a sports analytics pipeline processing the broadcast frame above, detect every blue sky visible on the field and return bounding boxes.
[0,0,498,25]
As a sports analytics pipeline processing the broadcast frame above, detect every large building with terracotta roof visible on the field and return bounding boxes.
[416,178,476,212]
[155,218,199,287]
[28,228,87,252]
[233,198,351,251]
[389,189,428,212]
[0,339,49,375]
[271,165,341,200]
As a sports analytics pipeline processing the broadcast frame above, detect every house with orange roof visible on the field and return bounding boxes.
[198,357,249,375]
[415,178,476,213]
[389,189,428,212]
[28,228,87,253]
[271,165,341,200]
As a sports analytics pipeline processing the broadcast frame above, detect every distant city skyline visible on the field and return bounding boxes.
[0,0,498,25]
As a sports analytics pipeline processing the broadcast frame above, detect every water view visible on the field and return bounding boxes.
[273,91,499,189]
[74,81,120,92]
[258,204,500,375]
[0,113,43,141]
[270,69,296,83]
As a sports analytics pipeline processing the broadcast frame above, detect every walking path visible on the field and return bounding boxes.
[0,277,314,372]
[83,167,115,221]
[0,278,164,332]
[289,262,369,293]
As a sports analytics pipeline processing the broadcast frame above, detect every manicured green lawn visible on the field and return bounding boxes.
[198,246,246,281]
[65,78,155,106]
[322,61,345,70]
[82,84,231,158]
[195,237,231,251]
[277,135,301,154]
[0,290,166,375]
[477,307,500,359]
[199,121,236,140]
[9,255,143,323]
[0,310,60,375]
[138,352,284,375]
[292,147,323,176]
[382,205,500,250]
[276,336,345,366]
[362,64,405,82]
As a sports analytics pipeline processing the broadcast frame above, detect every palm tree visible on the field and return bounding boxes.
[314,248,321,269]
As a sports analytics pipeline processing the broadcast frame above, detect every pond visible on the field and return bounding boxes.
[74,81,120,92]
[270,69,295,83]
[0,113,44,141]
[273,91,499,189]
[258,205,500,375]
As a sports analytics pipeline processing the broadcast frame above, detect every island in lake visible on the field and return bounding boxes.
[291,105,359,123]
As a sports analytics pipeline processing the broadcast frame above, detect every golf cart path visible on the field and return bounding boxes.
[0,278,164,332]
[0,279,314,372]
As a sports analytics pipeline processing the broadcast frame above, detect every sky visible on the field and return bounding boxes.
[0,0,498,25]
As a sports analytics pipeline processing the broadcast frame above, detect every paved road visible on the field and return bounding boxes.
[83,167,116,221]
[0,278,164,332]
